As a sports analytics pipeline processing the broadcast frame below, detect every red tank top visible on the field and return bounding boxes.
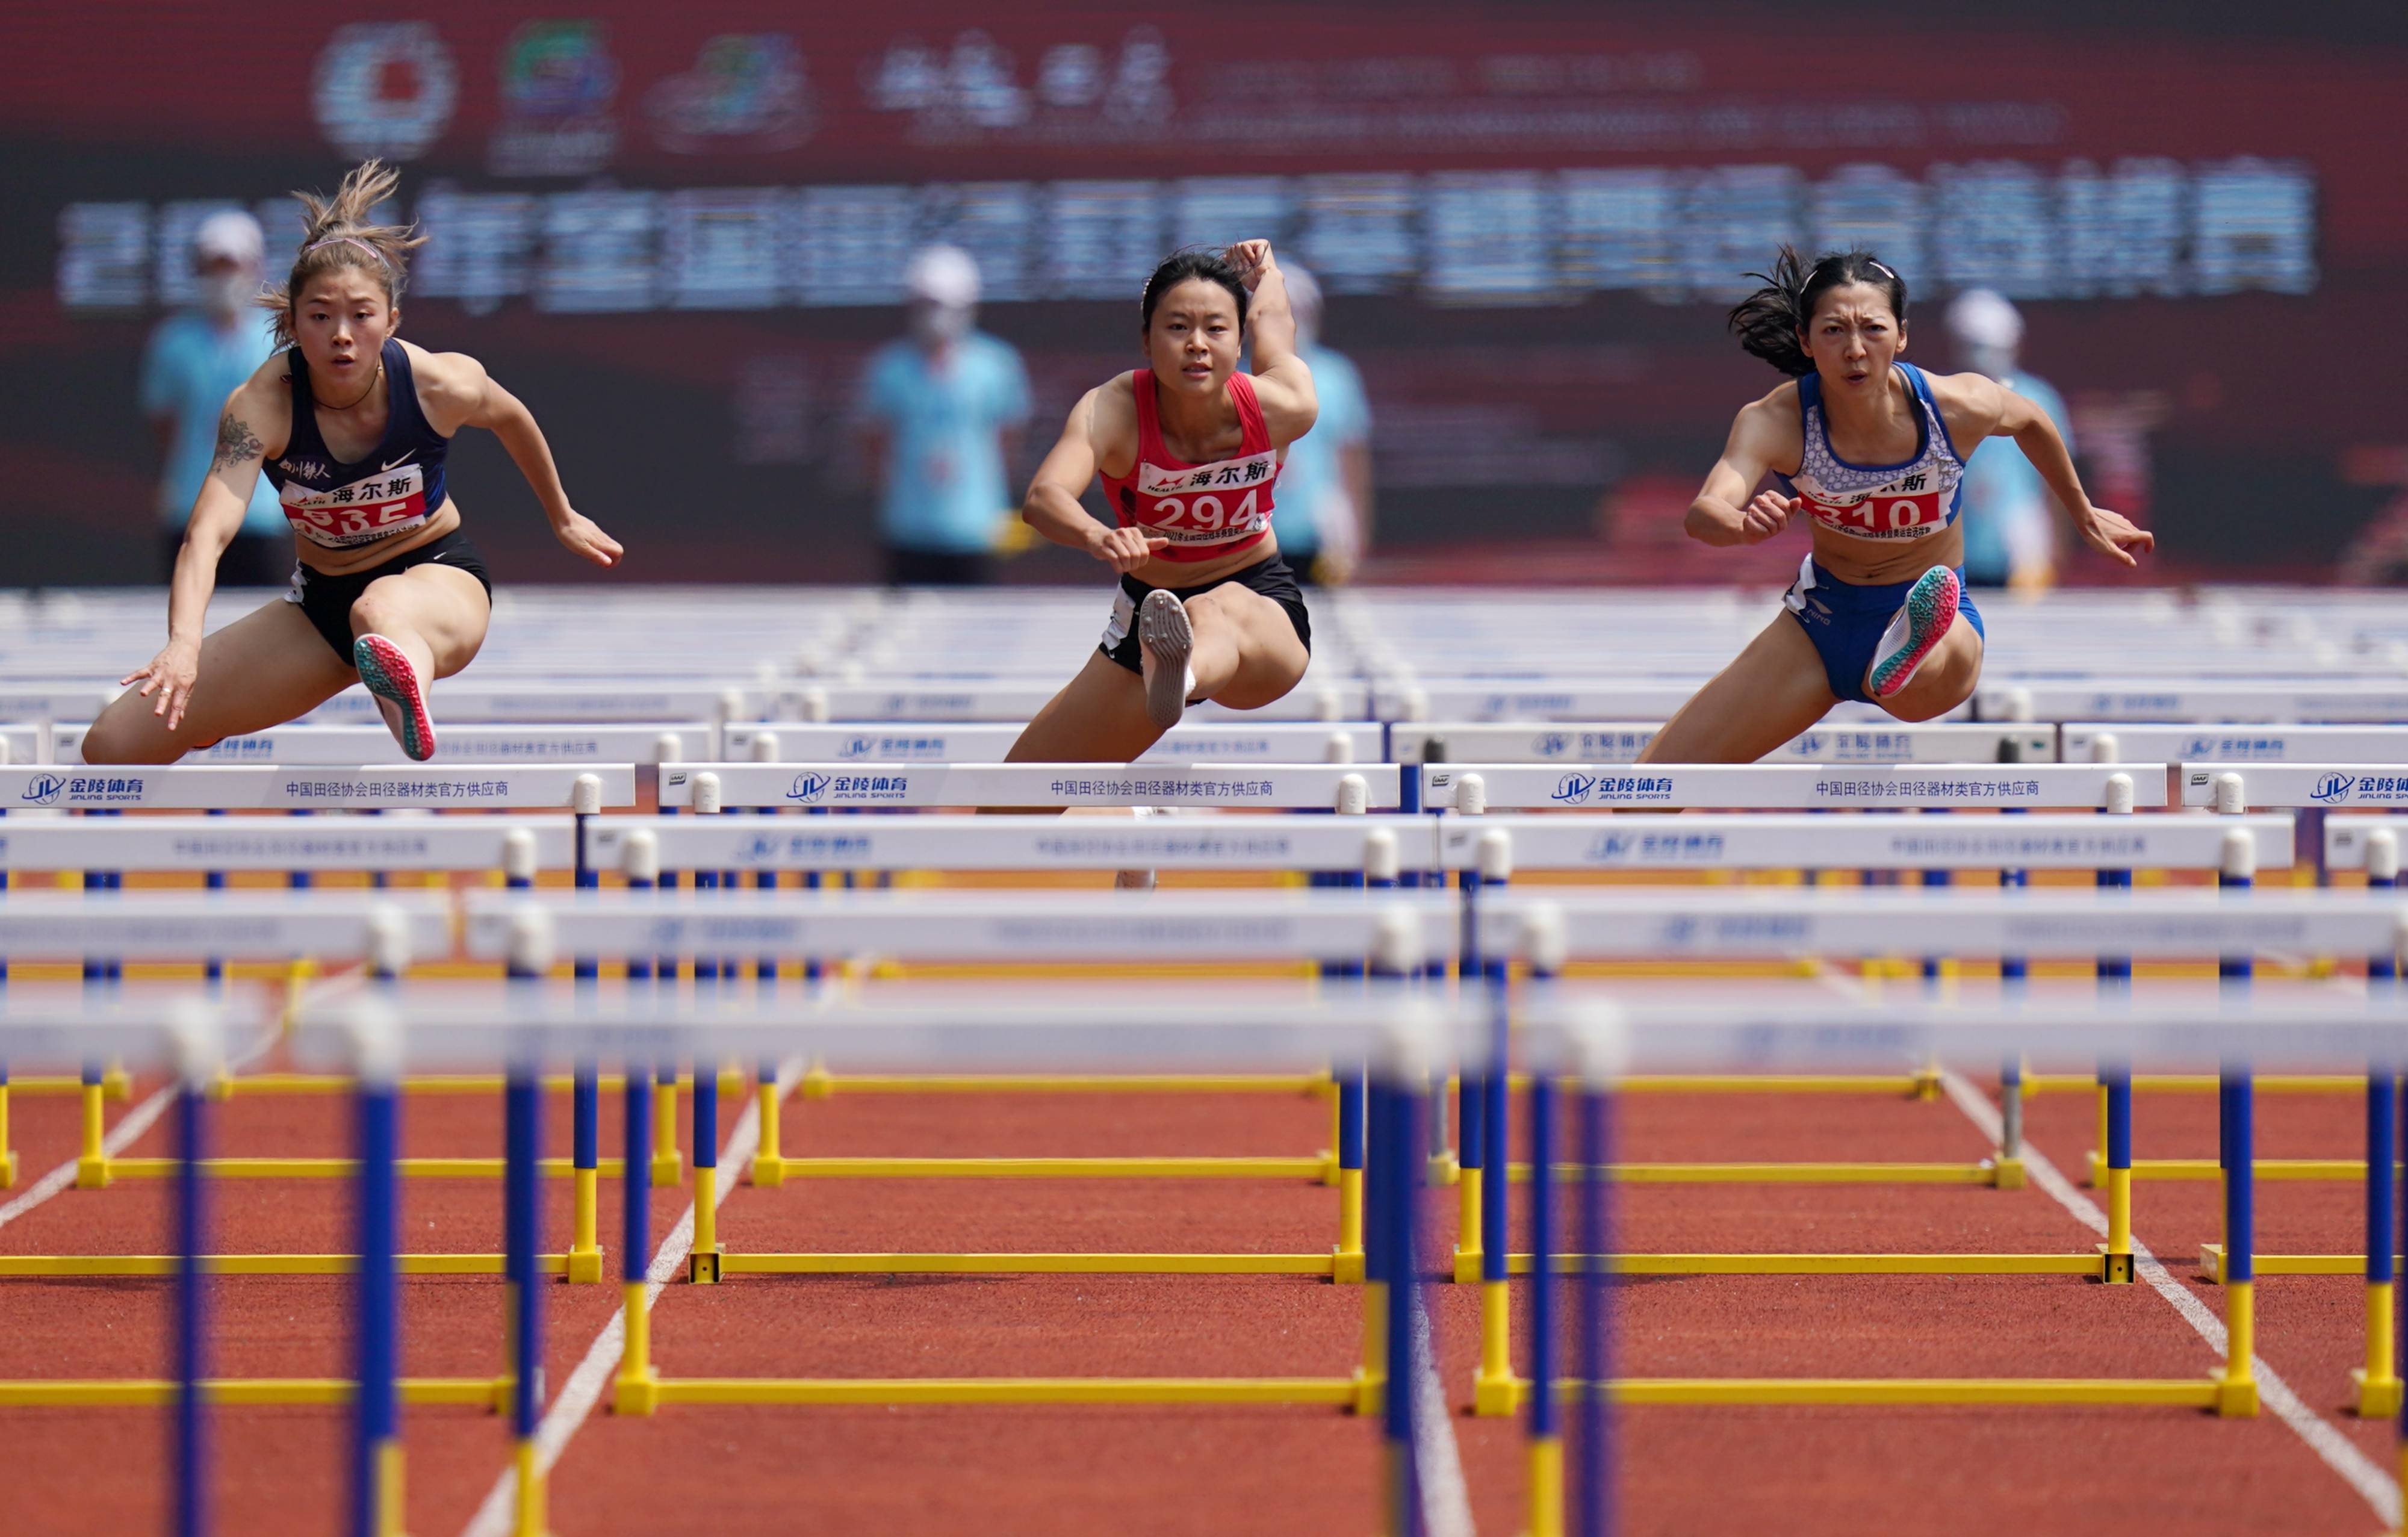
[1098,369,1280,564]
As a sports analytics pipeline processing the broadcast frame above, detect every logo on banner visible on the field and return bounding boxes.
[838,737,876,760]
[1551,773,1598,806]
[2312,772,2356,804]
[489,20,619,176]
[20,774,64,806]
[787,772,830,804]
[648,34,813,153]
[313,22,459,160]
[1534,733,1568,758]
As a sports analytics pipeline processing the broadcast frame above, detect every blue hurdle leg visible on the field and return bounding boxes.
[352,1058,400,1537]
[2356,1069,2401,1417]
[1575,1074,1612,1537]
[568,1063,601,1283]
[688,1057,722,1283]
[503,1067,546,1526]
[616,1060,660,1414]
[2215,1065,2258,1415]
[1527,1070,1562,1536]
[2100,1062,2134,1284]
[175,1067,208,1537]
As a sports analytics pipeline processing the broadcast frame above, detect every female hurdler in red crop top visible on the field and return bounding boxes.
[1004,241,1324,769]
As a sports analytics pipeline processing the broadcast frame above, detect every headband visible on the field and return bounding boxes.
[1810,253,1896,282]
[303,235,391,272]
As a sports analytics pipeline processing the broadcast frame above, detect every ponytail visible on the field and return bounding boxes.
[260,160,426,346]
[1727,245,1909,377]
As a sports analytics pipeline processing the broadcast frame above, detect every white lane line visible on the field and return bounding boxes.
[1409,1287,1475,1537]
[1938,1067,2400,1529]
[459,1068,772,1537]
[0,1020,278,1233]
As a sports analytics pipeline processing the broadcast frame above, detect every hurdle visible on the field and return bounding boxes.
[1391,720,2057,771]
[722,719,1385,766]
[460,888,1457,1285]
[1421,760,2163,812]
[291,974,1460,1447]
[1443,886,2408,1415]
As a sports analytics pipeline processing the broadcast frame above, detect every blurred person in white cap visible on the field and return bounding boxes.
[1265,262,1374,584]
[139,208,291,585]
[855,243,1033,585]
[1946,288,2073,591]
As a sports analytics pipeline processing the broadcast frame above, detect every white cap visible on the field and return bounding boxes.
[1945,288,2023,351]
[193,209,264,266]
[904,244,981,309]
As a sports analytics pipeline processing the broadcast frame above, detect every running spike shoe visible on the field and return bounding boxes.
[353,633,436,761]
[1864,565,1961,701]
[1137,588,1194,730]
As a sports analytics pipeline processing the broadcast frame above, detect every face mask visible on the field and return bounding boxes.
[911,303,972,346]
[199,269,253,318]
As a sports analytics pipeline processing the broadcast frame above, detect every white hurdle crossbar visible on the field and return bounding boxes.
[722,722,1385,765]
[657,762,1400,810]
[1394,722,2056,767]
[2180,764,2408,811]
[1423,763,2165,811]
[2070,725,2408,765]
[0,816,574,874]
[0,765,636,810]
[1430,813,2294,873]
[590,813,1432,877]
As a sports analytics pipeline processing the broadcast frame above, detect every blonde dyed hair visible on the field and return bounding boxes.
[260,160,427,347]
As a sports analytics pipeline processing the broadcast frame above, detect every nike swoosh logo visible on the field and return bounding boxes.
[380,457,412,473]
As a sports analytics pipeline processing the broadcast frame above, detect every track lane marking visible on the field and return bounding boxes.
[1938,1066,2400,1528]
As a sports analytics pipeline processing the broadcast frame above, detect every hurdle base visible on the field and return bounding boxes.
[1317,1148,1339,1187]
[2211,1370,2260,1418]
[1453,1246,1481,1284]
[2096,1244,2135,1285]
[2088,1152,2386,1183]
[1474,1369,1522,1418]
[1332,1247,1364,1285]
[2350,1368,2404,1419]
[1427,1151,1460,1186]
[1910,1067,1943,1101]
[565,1247,604,1285]
[75,1156,110,1190]
[719,1251,1339,1277]
[1352,1367,1384,1418]
[751,1154,787,1188]
[0,1252,570,1278]
[613,1368,661,1417]
[2198,1243,2404,1282]
[0,1151,15,1189]
[651,1152,684,1185]
[688,1247,724,1285]
[1988,1156,2027,1190]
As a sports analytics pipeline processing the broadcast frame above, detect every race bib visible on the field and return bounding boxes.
[1129,450,1279,547]
[282,464,432,550]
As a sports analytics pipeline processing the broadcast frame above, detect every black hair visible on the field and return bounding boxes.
[1727,246,1909,377]
[1140,248,1249,334]
[263,160,426,347]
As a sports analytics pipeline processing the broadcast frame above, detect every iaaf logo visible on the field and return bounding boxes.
[787,772,830,804]
[1551,773,1598,805]
[19,774,65,806]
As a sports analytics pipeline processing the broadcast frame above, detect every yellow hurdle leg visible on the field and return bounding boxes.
[2354,1281,2401,1417]
[2216,1280,2259,1416]
[688,1166,720,1283]
[1528,1433,1565,1537]
[615,1279,660,1414]
[1334,1167,1364,1284]
[651,1079,682,1185]
[76,1079,109,1188]
[2100,1167,2133,1283]
[374,1438,406,1537]
[753,1076,785,1187]
[567,1168,601,1284]
[1454,1164,1483,1282]
[2093,1084,2109,1187]
[1322,1085,1342,1187]
[512,1437,548,1536]
[0,1080,14,1188]
[1353,1279,1387,1416]
[1476,1278,1516,1416]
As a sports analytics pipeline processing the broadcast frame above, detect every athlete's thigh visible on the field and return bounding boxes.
[1882,614,1984,723]
[1188,585,1309,709]
[352,564,491,678]
[1638,612,1839,765]
[85,598,355,763]
[1005,650,1165,763]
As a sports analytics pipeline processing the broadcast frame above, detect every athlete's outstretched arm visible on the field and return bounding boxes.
[125,376,281,730]
[1022,384,1162,574]
[421,350,622,568]
[1224,240,1317,447]
[1940,372,2153,567]
[1687,395,1799,548]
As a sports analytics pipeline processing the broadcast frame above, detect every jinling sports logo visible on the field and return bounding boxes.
[1535,734,1569,758]
[20,774,65,806]
[1551,773,1597,806]
[787,772,830,804]
[2311,772,2356,804]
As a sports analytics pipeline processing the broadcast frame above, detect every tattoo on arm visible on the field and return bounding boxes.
[211,412,264,472]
